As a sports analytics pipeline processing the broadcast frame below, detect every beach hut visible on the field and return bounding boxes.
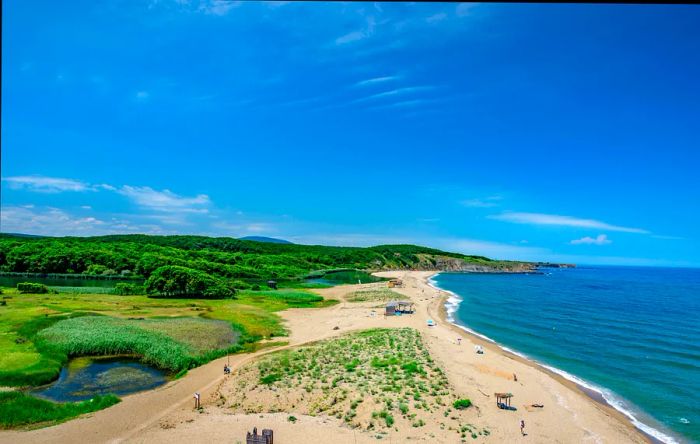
[396,300,414,314]
[267,280,277,290]
[495,392,514,410]
[385,300,415,316]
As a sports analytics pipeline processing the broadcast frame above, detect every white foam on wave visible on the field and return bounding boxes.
[429,273,684,444]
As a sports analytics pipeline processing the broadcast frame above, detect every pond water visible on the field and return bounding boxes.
[31,357,167,402]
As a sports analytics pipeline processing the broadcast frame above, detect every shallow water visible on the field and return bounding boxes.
[31,357,167,402]
[432,266,700,444]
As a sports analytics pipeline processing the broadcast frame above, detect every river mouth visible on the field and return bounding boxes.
[30,356,168,402]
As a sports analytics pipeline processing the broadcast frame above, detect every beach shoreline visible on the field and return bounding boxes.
[426,271,668,444]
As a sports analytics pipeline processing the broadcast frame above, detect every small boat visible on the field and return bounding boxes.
[427,319,436,327]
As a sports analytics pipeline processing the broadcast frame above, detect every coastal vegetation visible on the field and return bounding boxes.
[0,234,523,286]
[0,287,329,388]
[346,285,406,302]
[0,391,120,429]
[223,328,489,439]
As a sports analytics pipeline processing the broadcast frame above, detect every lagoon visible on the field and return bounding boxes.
[31,357,167,402]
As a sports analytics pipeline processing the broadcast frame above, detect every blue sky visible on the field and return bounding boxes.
[2,1,699,267]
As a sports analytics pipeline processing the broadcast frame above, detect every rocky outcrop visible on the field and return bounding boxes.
[413,255,539,274]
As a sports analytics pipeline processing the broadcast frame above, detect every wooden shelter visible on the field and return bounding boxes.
[385,300,415,316]
[267,280,277,290]
[495,392,514,410]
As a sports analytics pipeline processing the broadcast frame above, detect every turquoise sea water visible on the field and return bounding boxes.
[432,266,700,444]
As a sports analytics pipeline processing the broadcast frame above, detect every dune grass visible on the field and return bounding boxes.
[0,391,120,429]
[346,286,405,303]
[225,328,487,439]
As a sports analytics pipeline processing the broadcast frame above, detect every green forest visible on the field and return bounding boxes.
[0,234,524,288]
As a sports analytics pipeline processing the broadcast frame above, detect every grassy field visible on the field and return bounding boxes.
[0,391,120,429]
[0,287,334,387]
[224,328,489,441]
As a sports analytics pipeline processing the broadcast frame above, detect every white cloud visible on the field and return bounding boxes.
[1,206,104,236]
[490,212,650,234]
[197,0,241,15]
[0,206,176,236]
[210,221,277,236]
[336,30,367,45]
[570,234,612,245]
[335,16,376,45]
[456,3,477,17]
[355,76,399,87]
[3,175,92,193]
[426,12,447,23]
[461,196,502,208]
[352,86,437,104]
[118,186,210,212]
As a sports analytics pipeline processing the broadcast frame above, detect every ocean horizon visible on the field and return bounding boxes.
[431,266,700,444]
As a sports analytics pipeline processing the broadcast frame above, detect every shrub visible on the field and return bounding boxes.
[112,283,144,295]
[453,399,472,410]
[16,282,49,294]
[260,373,281,385]
[144,265,236,299]
[287,415,297,423]
[384,414,394,427]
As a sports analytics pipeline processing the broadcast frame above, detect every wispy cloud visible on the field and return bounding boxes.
[355,76,399,87]
[570,234,612,245]
[352,86,437,104]
[461,196,502,208]
[0,205,177,236]
[3,175,93,193]
[456,3,477,18]
[369,98,436,110]
[490,212,650,234]
[117,186,210,213]
[335,16,376,45]
[197,0,241,16]
[426,12,448,24]
[211,221,277,236]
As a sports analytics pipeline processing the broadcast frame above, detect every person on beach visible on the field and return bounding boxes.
[520,419,526,436]
[457,338,462,345]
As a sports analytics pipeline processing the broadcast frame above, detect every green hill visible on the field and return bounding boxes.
[0,233,532,284]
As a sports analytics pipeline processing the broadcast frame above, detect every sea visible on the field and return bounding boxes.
[431,266,700,444]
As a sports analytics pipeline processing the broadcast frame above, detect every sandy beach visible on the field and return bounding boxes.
[0,271,650,444]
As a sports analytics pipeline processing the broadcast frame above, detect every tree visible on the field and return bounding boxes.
[144,265,236,299]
